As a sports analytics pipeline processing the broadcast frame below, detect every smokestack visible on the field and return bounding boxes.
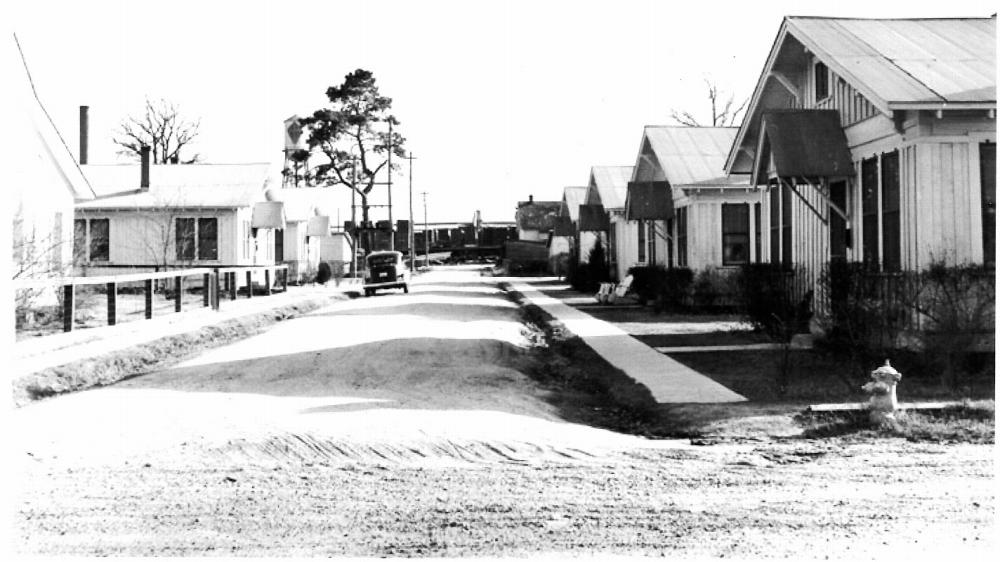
[140,145,150,189]
[78,106,89,165]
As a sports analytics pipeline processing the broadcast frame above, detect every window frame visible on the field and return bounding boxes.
[721,203,750,266]
[814,60,830,103]
[88,218,110,262]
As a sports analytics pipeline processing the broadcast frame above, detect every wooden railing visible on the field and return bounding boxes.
[14,264,290,334]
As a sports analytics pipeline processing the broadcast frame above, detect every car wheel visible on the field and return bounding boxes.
[364,289,372,297]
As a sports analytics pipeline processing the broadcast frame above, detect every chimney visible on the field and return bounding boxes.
[78,106,89,165]
[140,145,151,189]
[529,194,534,204]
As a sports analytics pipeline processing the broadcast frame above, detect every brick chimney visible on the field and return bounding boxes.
[529,194,534,204]
[78,106,89,165]
[140,145,151,189]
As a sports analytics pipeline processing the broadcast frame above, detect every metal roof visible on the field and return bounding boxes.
[561,186,588,221]
[77,163,271,209]
[787,17,996,107]
[753,110,855,185]
[515,200,561,231]
[642,127,741,186]
[588,166,633,209]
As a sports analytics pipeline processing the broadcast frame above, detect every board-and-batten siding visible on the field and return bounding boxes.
[913,141,983,266]
[611,213,639,282]
[795,63,880,127]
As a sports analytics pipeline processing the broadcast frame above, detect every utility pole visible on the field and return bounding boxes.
[387,121,393,251]
[351,155,358,277]
[421,191,429,268]
[405,152,417,270]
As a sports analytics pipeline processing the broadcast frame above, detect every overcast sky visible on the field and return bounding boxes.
[11,0,995,222]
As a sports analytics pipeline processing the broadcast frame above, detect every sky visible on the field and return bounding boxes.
[9,0,996,223]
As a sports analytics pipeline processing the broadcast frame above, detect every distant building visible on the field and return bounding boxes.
[585,166,632,281]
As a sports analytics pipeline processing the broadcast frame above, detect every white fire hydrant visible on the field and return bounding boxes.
[862,360,902,426]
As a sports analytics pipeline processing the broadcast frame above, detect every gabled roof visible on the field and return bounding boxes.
[639,127,744,186]
[727,16,997,173]
[587,166,633,209]
[560,186,588,221]
[12,34,96,202]
[76,163,271,209]
[787,16,996,108]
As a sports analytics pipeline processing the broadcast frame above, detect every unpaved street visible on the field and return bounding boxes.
[12,267,996,558]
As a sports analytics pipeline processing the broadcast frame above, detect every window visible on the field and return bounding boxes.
[781,182,793,267]
[198,218,219,260]
[637,220,646,263]
[881,151,901,271]
[814,61,829,102]
[73,219,87,263]
[770,187,780,265]
[89,218,109,261]
[861,157,879,269]
[981,143,996,267]
[677,207,688,267]
[753,203,761,263]
[722,204,750,266]
[176,218,196,261]
[176,217,218,261]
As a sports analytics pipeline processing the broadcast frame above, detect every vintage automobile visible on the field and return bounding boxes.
[363,250,410,296]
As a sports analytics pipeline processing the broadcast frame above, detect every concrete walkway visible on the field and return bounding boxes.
[508,281,746,404]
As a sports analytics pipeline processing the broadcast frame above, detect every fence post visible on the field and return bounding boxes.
[144,279,153,319]
[106,282,118,326]
[203,273,211,307]
[174,276,183,312]
[246,271,253,299]
[62,284,74,332]
[230,272,237,301]
[213,269,221,311]
[283,267,288,291]
[265,269,272,296]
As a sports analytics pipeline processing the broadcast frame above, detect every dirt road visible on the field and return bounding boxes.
[12,267,995,558]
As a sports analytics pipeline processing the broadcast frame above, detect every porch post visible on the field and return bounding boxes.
[264,269,272,296]
[246,271,253,299]
[203,273,211,307]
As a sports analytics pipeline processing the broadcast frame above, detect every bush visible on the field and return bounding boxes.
[569,238,611,293]
[626,265,693,312]
[316,262,332,284]
[736,263,805,341]
[692,267,739,311]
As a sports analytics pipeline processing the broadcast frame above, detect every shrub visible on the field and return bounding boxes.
[627,265,666,305]
[692,267,739,311]
[626,265,693,311]
[316,262,332,284]
[569,238,611,293]
[736,263,804,340]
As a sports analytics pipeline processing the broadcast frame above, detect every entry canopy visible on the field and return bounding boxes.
[578,204,610,231]
[752,110,854,186]
[625,181,674,221]
[251,201,286,229]
[552,215,576,236]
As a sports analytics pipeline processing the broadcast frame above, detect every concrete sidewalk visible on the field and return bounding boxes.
[11,280,361,380]
[509,280,746,404]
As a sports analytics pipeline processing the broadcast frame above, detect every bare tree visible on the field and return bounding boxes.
[670,79,749,127]
[113,98,201,164]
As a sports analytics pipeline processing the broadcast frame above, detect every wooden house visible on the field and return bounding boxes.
[11,35,96,284]
[75,161,282,277]
[550,186,587,275]
[724,16,996,300]
[625,126,756,273]
[275,187,340,282]
[584,166,633,281]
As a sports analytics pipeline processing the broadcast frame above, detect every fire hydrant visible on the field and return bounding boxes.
[862,360,902,426]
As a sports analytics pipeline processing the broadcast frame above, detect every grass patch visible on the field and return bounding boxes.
[500,282,666,437]
[14,296,345,407]
[796,402,995,444]
[669,349,995,404]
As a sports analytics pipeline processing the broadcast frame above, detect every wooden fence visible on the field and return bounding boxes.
[13,265,289,335]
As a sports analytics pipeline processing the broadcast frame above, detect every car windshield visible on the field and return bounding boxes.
[367,254,399,267]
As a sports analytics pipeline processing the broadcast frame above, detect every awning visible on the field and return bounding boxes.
[625,181,674,221]
[752,110,854,186]
[552,215,576,236]
[306,215,330,236]
[578,204,610,231]
[251,201,285,229]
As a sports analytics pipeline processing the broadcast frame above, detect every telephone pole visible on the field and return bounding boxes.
[405,153,417,270]
[387,121,394,251]
[421,191,429,268]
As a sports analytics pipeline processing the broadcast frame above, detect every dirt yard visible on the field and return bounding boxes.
[11,267,996,558]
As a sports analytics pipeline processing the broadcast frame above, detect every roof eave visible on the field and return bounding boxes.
[887,101,997,110]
